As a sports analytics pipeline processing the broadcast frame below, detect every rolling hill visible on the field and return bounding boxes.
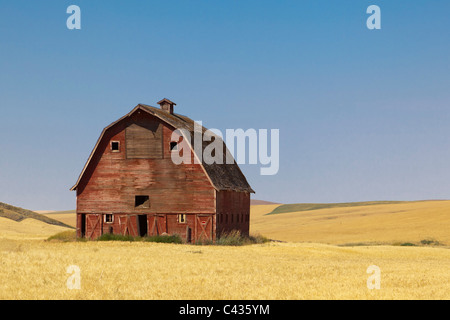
[251,200,450,246]
[267,201,414,215]
[0,202,73,229]
[250,199,280,205]
[42,210,76,228]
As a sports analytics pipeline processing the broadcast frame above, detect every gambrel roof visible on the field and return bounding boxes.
[71,104,255,193]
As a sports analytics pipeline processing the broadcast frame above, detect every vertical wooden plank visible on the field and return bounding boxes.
[194,214,197,243]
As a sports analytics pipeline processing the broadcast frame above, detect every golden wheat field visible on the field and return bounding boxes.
[0,217,70,240]
[0,239,449,300]
[42,212,76,228]
[0,201,449,300]
[251,201,450,245]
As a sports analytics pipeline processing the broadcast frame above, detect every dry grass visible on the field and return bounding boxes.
[0,239,448,300]
[250,201,450,245]
[0,202,72,228]
[42,212,76,228]
[0,201,449,300]
[0,217,71,240]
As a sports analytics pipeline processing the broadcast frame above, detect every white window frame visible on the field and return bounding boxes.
[104,214,114,224]
[111,141,120,152]
[178,214,187,224]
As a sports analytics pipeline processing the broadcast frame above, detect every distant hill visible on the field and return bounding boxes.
[251,200,450,245]
[251,199,281,206]
[267,201,417,215]
[42,210,76,228]
[0,202,74,229]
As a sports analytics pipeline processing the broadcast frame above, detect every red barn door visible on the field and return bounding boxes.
[195,214,213,243]
[148,214,166,236]
[118,215,138,237]
[86,214,102,240]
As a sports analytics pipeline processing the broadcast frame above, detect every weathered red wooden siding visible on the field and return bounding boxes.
[78,212,215,242]
[115,215,139,237]
[165,214,190,240]
[76,213,82,238]
[76,111,216,216]
[216,190,250,236]
[85,214,103,239]
[165,213,215,243]
[76,109,248,242]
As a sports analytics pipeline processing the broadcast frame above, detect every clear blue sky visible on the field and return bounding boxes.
[1,0,449,210]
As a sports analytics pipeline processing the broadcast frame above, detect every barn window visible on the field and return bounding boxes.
[104,214,114,224]
[170,142,178,151]
[135,196,150,208]
[111,141,120,152]
[178,214,187,224]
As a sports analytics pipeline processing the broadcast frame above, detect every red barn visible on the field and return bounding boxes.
[71,99,254,242]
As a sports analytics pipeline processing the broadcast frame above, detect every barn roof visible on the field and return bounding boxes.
[70,104,255,193]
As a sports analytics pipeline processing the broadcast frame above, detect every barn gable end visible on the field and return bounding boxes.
[72,100,253,242]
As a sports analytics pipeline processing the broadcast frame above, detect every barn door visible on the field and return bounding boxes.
[86,214,102,240]
[195,214,213,243]
[80,214,86,238]
[148,214,166,236]
[137,215,148,237]
[118,215,138,237]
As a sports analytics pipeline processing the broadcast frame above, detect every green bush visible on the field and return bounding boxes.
[47,231,77,242]
[247,233,271,244]
[420,239,440,246]
[400,242,416,247]
[213,230,271,246]
[96,233,182,243]
[54,230,269,246]
[143,234,182,244]
[216,230,245,246]
[97,233,136,242]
